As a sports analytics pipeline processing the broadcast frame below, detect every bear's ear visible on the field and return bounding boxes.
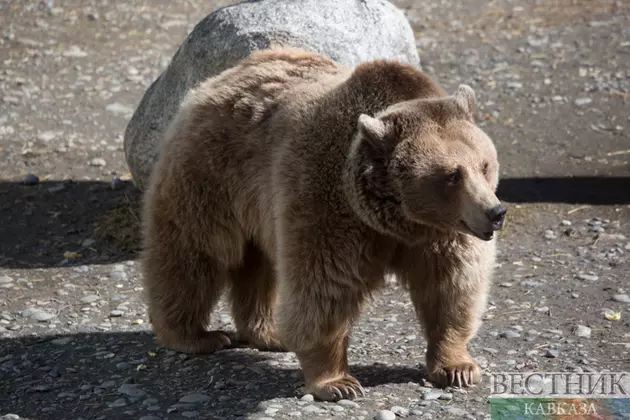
[358,114,388,144]
[453,84,476,121]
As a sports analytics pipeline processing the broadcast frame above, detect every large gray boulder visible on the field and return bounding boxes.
[124,0,421,191]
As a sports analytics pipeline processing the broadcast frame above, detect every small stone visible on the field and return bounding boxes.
[561,220,572,226]
[375,410,396,420]
[506,81,523,89]
[22,308,55,322]
[62,45,88,57]
[438,393,453,400]
[422,391,443,400]
[138,417,161,420]
[51,337,72,345]
[391,406,410,417]
[106,102,133,115]
[500,330,521,339]
[108,398,127,408]
[36,131,56,142]
[109,310,124,317]
[82,238,96,248]
[545,349,560,358]
[181,412,199,418]
[0,275,13,285]
[80,295,100,303]
[302,405,324,414]
[23,174,39,185]
[178,394,210,404]
[544,230,556,240]
[100,380,116,388]
[444,407,469,417]
[574,98,592,106]
[577,274,598,281]
[612,294,630,303]
[89,158,106,167]
[117,383,147,398]
[300,394,314,402]
[86,12,99,21]
[574,325,592,338]
[0,415,20,420]
[338,399,359,408]
[521,280,542,287]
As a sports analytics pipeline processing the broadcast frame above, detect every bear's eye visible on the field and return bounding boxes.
[482,162,489,176]
[446,168,461,186]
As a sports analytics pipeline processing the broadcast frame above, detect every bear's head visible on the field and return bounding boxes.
[346,84,507,243]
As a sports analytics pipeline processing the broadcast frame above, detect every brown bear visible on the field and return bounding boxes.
[140,47,507,401]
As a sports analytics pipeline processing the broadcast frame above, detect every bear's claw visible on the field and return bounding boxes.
[308,375,365,401]
[428,361,481,388]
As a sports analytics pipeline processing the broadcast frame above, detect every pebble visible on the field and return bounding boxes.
[178,393,210,404]
[0,415,20,420]
[444,407,470,417]
[62,45,88,57]
[89,158,106,167]
[545,349,560,358]
[500,330,521,339]
[51,337,72,345]
[375,410,396,420]
[302,405,324,413]
[22,308,55,322]
[80,295,100,303]
[106,102,133,115]
[612,294,630,303]
[544,230,556,240]
[422,391,443,400]
[22,174,39,185]
[561,220,572,226]
[574,325,592,338]
[109,310,124,317]
[574,98,592,106]
[300,394,314,402]
[181,412,199,418]
[506,81,523,89]
[138,417,161,420]
[338,399,360,408]
[577,274,598,281]
[521,280,542,287]
[391,406,410,417]
[117,383,147,398]
[108,398,127,408]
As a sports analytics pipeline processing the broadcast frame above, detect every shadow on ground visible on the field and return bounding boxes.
[0,331,423,419]
[497,176,630,205]
[2,175,628,269]
[0,180,142,269]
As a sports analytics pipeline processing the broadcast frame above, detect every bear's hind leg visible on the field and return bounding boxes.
[229,242,286,351]
[143,234,234,355]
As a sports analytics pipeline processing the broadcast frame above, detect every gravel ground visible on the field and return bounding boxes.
[1,1,629,419]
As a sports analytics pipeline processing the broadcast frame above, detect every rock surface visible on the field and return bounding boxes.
[123,0,421,191]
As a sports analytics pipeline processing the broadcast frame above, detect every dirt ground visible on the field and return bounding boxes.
[0,0,629,419]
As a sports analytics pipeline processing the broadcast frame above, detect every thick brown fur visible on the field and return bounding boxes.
[141,47,506,401]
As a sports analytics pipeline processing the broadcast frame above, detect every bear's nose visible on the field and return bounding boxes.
[487,204,507,230]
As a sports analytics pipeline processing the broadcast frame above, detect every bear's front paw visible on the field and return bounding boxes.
[307,374,365,401]
[428,361,482,388]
